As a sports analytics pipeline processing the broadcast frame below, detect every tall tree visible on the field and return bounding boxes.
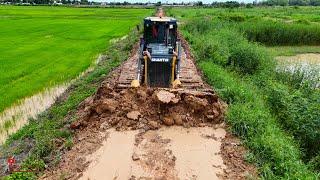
[267,0,289,6]
[195,1,203,6]
[80,0,87,5]
[310,0,320,5]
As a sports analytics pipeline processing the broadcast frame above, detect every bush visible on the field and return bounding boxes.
[184,18,213,34]
[193,35,230,65]
[229,42,266,74]
[219,14,246,22]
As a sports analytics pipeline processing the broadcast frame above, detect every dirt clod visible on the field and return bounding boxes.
[127,111,141,120]
[155,90,179,104]
[163,116,174,126]
[148,120,160,130]
[95,99,118,114]
[172,113,183,125]
[132,153,140,161]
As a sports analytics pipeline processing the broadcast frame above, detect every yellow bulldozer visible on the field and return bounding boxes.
[131,16,181,88]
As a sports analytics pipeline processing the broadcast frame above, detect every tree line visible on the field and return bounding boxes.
[1,0,320,6]
[259,0,320,6]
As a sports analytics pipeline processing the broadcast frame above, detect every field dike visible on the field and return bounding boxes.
[0,55,106,144]
[41,36,257,179]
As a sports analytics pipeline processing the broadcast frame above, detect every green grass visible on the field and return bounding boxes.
[0,6,152,113]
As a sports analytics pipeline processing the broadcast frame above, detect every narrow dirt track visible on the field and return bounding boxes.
[79,127,226,180]
[41,9,256,180]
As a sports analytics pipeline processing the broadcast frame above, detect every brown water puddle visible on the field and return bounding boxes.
[80,129,138,180]
[80,126,226,180]
[159,127,226,180]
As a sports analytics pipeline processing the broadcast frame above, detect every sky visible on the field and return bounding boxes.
[99,0,254,3]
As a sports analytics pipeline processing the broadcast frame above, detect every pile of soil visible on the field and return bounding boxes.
[71,84,226,132]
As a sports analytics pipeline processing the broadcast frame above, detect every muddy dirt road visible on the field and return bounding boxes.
[41,33,256,179]
[80,127,226,180]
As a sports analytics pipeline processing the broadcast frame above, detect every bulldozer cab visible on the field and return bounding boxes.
[133,17,181,88]
[143,17,177,47]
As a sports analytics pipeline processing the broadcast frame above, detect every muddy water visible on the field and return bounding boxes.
[159,127,226,180]
[276,53,320,65]
[80,129,138,180]
[0,54,106,144]
[276,53,320,72]
[80,126,227,180]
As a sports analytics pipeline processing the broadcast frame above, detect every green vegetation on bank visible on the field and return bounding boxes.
[169,7,320,179]
[0,6,152,113]
[200,62,315,179]
[0,30,139,179]
[239,20,320,45]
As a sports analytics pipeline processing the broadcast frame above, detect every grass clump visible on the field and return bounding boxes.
[229,42,268,74]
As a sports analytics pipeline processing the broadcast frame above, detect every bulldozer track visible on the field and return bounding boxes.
[117,47,206,90]
[117,52,139,89]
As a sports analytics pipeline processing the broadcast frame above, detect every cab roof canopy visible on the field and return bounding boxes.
[144,17,177,25]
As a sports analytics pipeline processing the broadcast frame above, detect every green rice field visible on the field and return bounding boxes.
[0,6,152,113]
